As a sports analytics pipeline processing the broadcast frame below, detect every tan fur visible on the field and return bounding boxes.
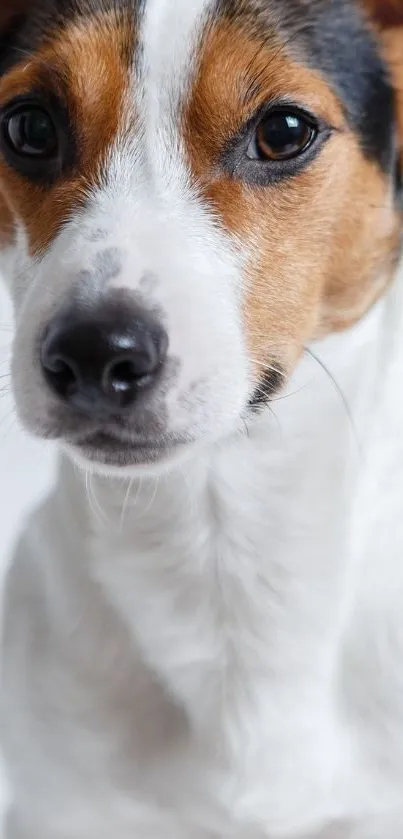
[0,12,135,255]
[184,18,402,376]
[0,193,15,249]
[382,26,403,165]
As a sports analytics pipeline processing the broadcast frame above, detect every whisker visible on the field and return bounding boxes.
[304,347,362,456]
[248,355,287,376]
[267,404,283,440]
[119,478,134,531]
[139,477,160,518]
[87,472,108,527]
[270,381,310,403]
[130,475,144,513]
[85,470,97,523]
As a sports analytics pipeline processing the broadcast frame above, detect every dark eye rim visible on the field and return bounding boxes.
[0,92,74,184]
[2,102,58,159]
[221,100,332,187]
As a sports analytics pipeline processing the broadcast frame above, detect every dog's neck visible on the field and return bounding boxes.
[55,266,403,757]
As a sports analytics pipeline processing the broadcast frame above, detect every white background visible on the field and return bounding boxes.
[0,282,55,570]
[0,280,55,823]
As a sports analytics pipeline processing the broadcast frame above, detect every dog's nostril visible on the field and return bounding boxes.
[106,359,145,393]
[41,344,78,398]
[47,357,76,383]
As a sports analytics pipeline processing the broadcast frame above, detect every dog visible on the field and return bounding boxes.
[1,0,403,836]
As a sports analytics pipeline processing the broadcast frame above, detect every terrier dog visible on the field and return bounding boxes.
[1,1,403,837]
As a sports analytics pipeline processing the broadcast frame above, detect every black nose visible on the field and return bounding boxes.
[40,301,168,416]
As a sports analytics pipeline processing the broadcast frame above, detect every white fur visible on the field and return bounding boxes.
[3,272,403,838]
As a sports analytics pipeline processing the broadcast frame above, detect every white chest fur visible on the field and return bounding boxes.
[3,273,403,839]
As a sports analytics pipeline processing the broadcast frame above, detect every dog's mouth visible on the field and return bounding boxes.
[67,429,189,469]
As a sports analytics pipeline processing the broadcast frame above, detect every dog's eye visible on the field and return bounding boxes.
[3,105,57,159]
[0,96,71,183]
[248,110,316,162]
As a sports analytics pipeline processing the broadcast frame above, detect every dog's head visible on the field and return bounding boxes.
[0,0,402,471]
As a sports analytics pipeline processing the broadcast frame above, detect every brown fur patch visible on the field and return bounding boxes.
[0,11,135,255]
[184,19,401,376]
[0,193,15,248]
[383,26,403,166]
[362,0,403,28]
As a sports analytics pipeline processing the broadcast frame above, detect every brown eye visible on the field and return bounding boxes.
[0,95,73,184]
[4,106,57,159]
[250,110,316,161]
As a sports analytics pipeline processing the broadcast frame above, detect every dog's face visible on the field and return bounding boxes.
[0,0,402,470]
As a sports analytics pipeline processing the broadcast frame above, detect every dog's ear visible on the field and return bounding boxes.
[362,1,403,177]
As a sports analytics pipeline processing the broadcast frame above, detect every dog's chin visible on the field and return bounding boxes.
[61,432,196,477]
